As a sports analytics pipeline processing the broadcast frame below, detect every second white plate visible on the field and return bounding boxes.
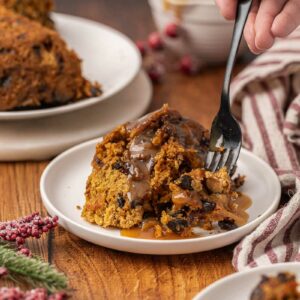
[194,263,300,300]
[0,71,151,161]
[40,136,281,255]
[0,13,141,120]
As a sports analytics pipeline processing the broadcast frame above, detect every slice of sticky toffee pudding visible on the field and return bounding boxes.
[82,105,250,238]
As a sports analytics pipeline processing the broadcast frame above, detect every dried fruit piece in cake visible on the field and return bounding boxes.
[251,272,300,300]
[0,6,101,110]
[82,105,250,237]
[0,0,54,27]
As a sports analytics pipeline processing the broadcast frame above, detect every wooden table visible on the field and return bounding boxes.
[0,1,247,298]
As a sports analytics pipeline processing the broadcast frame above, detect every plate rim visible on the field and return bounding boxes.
[0,70,152,161]
[0,12,141,121]
[193,262,300,300]
[40,139,281,246]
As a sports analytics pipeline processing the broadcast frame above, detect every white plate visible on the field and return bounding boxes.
[0,13,141,121]
[194,263,300,300]
[40,135,281,254]
[0,71,151,161]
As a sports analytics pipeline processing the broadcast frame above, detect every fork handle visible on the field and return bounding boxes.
[221,0,253,110]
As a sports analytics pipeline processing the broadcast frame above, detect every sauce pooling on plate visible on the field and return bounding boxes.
[121,193,252,240]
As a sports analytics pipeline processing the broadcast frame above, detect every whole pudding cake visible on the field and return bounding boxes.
[82,105,250,238]
[0,6,101,111]
[251,273,300,300]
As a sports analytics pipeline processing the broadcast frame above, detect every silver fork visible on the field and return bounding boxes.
[205,0,253,175]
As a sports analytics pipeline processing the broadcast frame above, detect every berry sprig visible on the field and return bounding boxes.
[136,22,202,82]
[0,287,68,300]
[0,214,67,298]
[0,242,67,293]
[0,213,58,255]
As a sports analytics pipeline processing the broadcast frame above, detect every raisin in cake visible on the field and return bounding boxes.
[82,105,249,237]
[0,0,54,27]
[0,6,101,111]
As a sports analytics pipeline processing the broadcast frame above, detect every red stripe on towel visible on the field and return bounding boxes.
[264,239,278,263]
[268,49,300,54]
[284,122,298,130]
[283,212,300,261]
[251,60,282,67]
[246,209,284,265]
[290,102,300,112]
[233,244,243,270]
[263,82,300,169]
[245,87,279,168]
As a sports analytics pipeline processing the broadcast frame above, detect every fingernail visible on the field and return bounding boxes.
[255,33,274,52]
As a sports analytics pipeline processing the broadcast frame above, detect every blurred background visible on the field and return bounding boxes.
[54,0,252,127]
[56,0,155,40]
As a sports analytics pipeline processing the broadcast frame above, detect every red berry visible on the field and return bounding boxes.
[0,213,58,249]
[135,40,147,57]
[148,32,163,51]
[19,247,31,256]
[164,23,179,38]
[16,237,25,245]
[180,55,200,75]
[42,226,49,232]
[146,64,165,83]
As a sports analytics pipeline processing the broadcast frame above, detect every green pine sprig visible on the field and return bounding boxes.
[0,243,67,293]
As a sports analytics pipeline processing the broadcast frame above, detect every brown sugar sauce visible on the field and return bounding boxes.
[230,192,252,226]
[121,192,252,240]
[121,227,198,240]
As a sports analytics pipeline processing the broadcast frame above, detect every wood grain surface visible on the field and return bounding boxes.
[0,0,248,298]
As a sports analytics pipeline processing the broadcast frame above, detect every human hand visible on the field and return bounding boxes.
[215,0,300,53]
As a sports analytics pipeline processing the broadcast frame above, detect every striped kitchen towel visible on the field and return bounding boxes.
[230,28,300,271]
